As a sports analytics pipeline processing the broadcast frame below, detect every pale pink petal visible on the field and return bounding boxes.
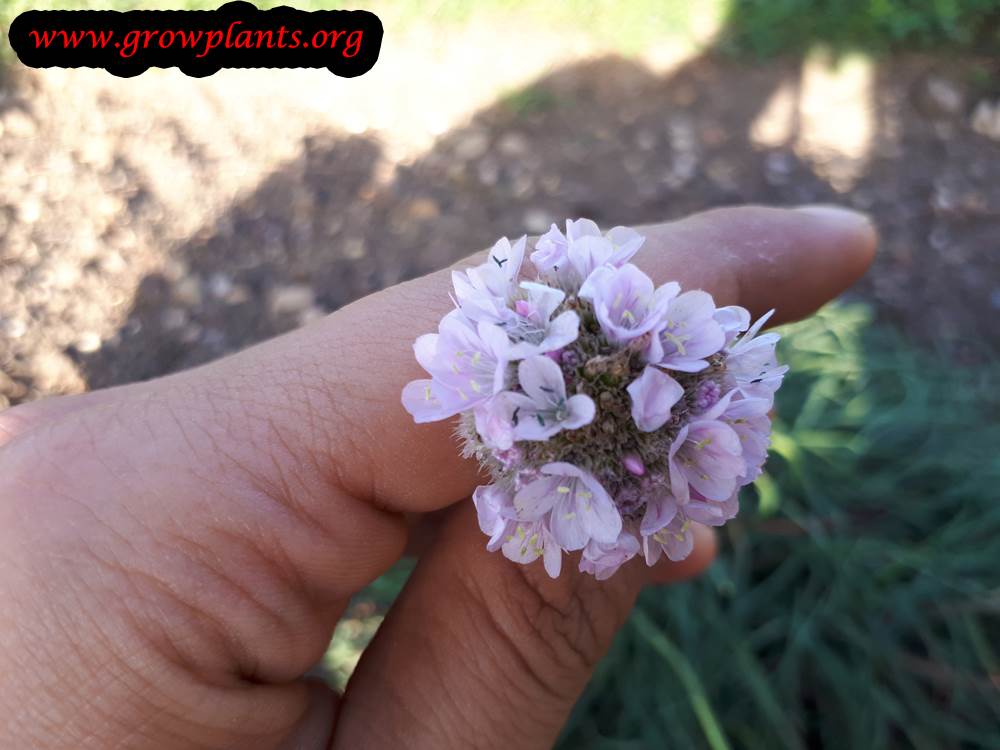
[627,366,684,432]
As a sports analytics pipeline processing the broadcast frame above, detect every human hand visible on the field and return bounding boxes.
[0,206,875,749]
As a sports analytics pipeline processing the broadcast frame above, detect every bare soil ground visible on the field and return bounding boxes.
[1,38,998,407]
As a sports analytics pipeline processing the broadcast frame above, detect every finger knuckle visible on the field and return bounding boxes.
[457,556,617,699]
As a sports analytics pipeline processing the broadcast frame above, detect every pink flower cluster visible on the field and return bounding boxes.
[402,219,786,580]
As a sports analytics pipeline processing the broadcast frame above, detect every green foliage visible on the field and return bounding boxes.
[559,304,1000,749]
[719,0,1000,56]
[333,305,1000,747]
[499,84,561,117]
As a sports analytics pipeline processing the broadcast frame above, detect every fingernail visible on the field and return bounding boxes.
[795,204,873,231]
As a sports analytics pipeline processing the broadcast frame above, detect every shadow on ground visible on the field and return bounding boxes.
[78,47,1000,388]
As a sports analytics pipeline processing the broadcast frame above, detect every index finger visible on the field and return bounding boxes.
[186,204,875,512]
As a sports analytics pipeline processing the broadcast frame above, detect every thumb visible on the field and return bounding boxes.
[330,503,715,749]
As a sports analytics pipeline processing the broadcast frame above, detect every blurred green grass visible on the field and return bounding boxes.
[333,303,1000,748]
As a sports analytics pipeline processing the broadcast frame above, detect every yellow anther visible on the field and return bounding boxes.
[694,437,713,450]
[528,533,539,547]
[557,485,572,494]
[578,490,593,500]
[470,380,482,393]
[661,331,687,356]
[621,309,636,322]
[563,512,576,520]
[471,351,482,366]
[424,385,433,401]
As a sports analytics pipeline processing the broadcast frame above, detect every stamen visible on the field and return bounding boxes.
[661,331,687,355]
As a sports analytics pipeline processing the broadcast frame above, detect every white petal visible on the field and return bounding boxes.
[401,379,456,423]
[627,366,684,432]
[543,539,562,578]
[549,493,590,551]
[640,491,678,536]
[567,217,601,240]
[513,476,559,520]
[579,490,623,544]
[563,394,596,430]
[568,235,614,280]
[413,333,439,373]
[519,281,565,321]
[517,355,566,404]
[542,310,580,350]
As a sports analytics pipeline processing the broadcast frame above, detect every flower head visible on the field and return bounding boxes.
[403,219,785,579]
